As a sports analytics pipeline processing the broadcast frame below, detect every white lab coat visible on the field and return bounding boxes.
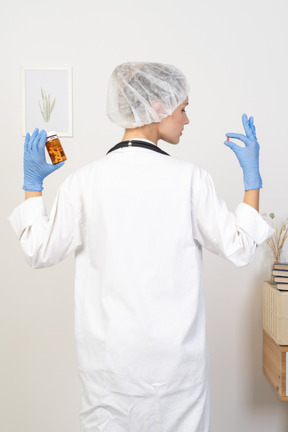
[9,140,273,432]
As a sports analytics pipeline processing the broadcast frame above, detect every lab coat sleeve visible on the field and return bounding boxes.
[8,182,82,269]
[191,170,274,266]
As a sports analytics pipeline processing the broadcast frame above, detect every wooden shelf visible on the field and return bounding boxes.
[263,330,288,401]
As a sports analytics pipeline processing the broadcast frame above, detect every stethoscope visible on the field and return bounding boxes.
[106,140,170,157]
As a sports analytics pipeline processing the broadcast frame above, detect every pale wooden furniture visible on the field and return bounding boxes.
[263,330,288,401]
[263,281,288,345]
[263,281,288,401]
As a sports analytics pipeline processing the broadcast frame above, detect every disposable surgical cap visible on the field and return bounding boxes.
[106,62,190,129]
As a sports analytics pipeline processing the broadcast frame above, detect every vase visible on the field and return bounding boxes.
[270,251,284,283]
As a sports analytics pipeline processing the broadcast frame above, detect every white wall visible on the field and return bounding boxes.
[1,0,288,431]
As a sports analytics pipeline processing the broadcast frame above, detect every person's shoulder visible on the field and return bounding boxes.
[61,154,211,190]
[168,155,209,182]
[64,157,106,182]
[57,158,104,197]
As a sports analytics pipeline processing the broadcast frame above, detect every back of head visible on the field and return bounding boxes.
[106,62,190,129]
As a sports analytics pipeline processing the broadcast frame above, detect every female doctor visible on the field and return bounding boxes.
[9,62,273,432]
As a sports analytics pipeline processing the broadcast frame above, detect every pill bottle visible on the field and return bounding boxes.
[46,131,67,165]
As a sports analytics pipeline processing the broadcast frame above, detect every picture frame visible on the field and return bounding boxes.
[22,67,73,137]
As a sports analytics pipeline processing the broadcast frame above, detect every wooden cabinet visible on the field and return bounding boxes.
[263,330,288,401]
[263,281,288,345]
[263,281,288,401]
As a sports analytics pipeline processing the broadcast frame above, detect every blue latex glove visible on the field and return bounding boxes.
[23,128,65,192]
[224,114,262,191]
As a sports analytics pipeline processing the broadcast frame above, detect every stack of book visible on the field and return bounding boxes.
[272,263,288,290]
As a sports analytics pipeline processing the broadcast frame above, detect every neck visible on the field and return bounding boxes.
[122,124,159,145]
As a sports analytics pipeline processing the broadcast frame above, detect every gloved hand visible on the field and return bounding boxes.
[224,114,263,191]
[23,128,65,192]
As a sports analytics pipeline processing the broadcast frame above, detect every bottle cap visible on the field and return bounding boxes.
[47,131,57,138]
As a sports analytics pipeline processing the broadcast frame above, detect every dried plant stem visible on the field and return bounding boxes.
[38,88,56,123]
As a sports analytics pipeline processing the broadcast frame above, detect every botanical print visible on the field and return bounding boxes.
[23,68,72,136]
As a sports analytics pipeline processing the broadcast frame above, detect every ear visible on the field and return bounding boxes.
[152,102,164,114]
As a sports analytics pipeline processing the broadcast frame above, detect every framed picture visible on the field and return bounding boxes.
[22,67,73,137]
